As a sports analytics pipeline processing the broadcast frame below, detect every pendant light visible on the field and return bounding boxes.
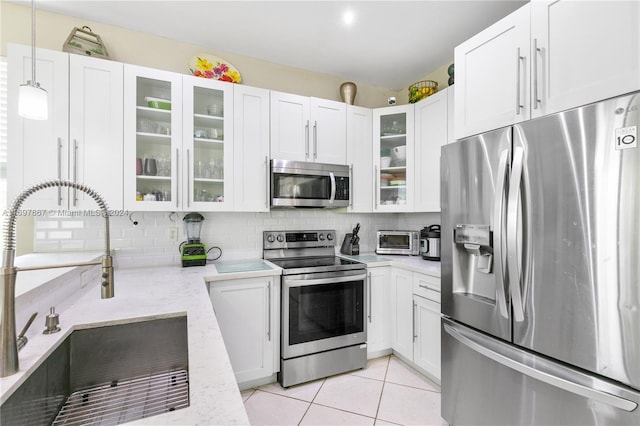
[18,0,48,120]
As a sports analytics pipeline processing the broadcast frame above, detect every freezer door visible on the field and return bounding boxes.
[441,127,511,340]
[442,318,640,426]
[511,91,640,390]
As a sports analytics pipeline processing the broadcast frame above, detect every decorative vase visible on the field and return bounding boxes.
[339,82,357,105]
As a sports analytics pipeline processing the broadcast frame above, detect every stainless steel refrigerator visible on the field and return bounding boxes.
[441,91,640,425]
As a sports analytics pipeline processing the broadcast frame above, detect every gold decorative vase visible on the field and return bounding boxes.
[339,82,357,105]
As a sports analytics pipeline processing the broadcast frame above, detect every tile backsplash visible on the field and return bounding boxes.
[34,210,440,268]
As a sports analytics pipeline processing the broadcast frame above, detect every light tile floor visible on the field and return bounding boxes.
[242,355,448,425]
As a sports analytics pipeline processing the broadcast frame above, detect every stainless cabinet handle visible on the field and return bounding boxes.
[73,139,79,206]
[374,165,378,210]
[533,38,541,110]
[56,137,62,206]
[494,149,510,319]
[265,156,270,208]
[313,120,318,159]
[305,120,310,159]
[367,272,372,323]
[267,280,272,341]
[175,148,180,208]
[349,164,353,208]
[186,149,191,207]
[515,48,524,115]
[412,300,417,342]
[507,147,525,322]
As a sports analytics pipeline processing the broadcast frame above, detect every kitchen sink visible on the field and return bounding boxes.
[1,316,189,426]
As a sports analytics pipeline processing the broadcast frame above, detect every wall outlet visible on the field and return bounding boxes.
[167,227,178,242]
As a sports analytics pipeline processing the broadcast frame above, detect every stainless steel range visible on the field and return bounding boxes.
[263,230,367,387]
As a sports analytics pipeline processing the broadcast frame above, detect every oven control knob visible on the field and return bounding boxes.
[267,234,275,243]
[276,234,285,242]
[319,233,325,241]
[327,233,333,241]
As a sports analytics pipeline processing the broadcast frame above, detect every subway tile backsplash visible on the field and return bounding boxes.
[34,211,440,268]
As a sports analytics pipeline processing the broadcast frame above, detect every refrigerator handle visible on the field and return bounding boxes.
[507,146,527,322]
[443,322,638,412]
[493,149,510,319]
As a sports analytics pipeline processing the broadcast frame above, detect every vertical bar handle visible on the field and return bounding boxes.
[267,280,272,341]
[493,149,510,319]
[367,272,372,323]
[175,148,180,208]
[533,39,541,110]
[313,120,318,159]
[329,172,336,204]
[374,165,378,210]
[186,149,191,207]
[348,164,353,208]
[507,146,525,322]
[265,156,270,208]
[515,48,524,115]
[412,300,417,342]
[56,137,62,206]
[304,120,310,159]
[73,139,79,206]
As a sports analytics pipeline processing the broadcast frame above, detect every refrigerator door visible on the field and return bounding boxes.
[511,91,640,389]
[442,318,640,426]
[441,127,512,340]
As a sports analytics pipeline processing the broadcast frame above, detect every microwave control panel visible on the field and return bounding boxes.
[335,176,349,200]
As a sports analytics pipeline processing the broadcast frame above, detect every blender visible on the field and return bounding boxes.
[180,212,207,267]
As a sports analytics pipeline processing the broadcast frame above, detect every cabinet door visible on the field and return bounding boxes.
[309,97,346,164]
[367,267,391,356]
[209,277,279,384]
[7,44,69,209]
[373,104,415,212]
[414,295,441,382]
[346,105,373,212]
[414,89,448,212]
[270,91,310,161]
[447,86,455,144]
[454,4,530,139]
[233,85,270,212]
[390,268,414,360]
[123,65,182,211]
[182,75,234,211]
[531,0,640,118]
[69,55,124,210]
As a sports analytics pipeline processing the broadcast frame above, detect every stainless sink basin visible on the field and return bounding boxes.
[1,316,189,426]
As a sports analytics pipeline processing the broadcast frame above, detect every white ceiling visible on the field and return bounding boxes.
[20,0,527,90]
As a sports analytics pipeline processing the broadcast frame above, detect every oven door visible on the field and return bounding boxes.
[282,270,367,359]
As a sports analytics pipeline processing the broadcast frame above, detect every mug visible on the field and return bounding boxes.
[136,158,143,175]
[144,158,157,176]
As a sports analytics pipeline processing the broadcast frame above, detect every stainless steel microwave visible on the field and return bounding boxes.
[376,230,420,255]
[270,159,350,208]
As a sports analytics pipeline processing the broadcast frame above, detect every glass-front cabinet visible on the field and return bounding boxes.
[124,66,233,211]
[182,75,233,211]
[373,105,415,211]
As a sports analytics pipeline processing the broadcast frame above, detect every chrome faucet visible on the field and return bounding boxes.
[1,180,114,377]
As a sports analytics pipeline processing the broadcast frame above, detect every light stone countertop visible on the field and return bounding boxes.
[340,253,441,278]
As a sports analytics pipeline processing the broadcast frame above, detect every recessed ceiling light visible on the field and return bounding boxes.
[343,10,355,26]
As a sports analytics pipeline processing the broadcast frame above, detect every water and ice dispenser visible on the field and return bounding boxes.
[452,224,496,300]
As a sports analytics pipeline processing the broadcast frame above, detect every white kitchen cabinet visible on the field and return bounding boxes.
[270,91,346,164]
[414,88,448,212]
[209,276,279,385]
[530,0,640,119]
[454,4,530,139]
[346,105,373,213]
[390,267,414,360]
[447,86,456,144]
[182,74,234,211]
[8,44,123,210]
[124,66,235,211]
[366,267,392,357]
[373,104,415,212]
[233,85,270,212]
[413,295,441,382]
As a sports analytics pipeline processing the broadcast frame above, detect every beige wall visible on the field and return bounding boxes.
[1,2,409,108]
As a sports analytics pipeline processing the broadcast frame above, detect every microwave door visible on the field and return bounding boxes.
[441,127,512,341]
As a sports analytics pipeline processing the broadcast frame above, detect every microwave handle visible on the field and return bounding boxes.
[329,172,336,204]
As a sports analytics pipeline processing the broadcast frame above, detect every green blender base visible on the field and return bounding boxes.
[181,243,207,267]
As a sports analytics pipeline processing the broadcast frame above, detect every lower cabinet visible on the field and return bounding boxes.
[390,268,441,383]
[366,267,392,357]
[208,276,279,386]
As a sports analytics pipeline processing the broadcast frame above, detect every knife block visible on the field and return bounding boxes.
[340,233,359,255]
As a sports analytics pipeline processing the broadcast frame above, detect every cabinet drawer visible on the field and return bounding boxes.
[413,273,440,303]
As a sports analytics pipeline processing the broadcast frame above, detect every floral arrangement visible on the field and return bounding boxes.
[191,56,241,83]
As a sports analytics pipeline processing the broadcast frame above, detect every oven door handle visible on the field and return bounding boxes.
[285,273,367,287]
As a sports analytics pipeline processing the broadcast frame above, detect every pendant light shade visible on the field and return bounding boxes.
[18,81,48,120]
[18,0,48,121]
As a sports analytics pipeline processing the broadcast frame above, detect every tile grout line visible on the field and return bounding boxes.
[373,355,392,422]
[297,378,326,425]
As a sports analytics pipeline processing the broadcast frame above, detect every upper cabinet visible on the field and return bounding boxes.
[455,1,640,139]
[372,104,415,212]
[454,4,530,139]
[346,105,373,212]
[270,91,346,164]
[7,44,123,210]
[530,0,640,118]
